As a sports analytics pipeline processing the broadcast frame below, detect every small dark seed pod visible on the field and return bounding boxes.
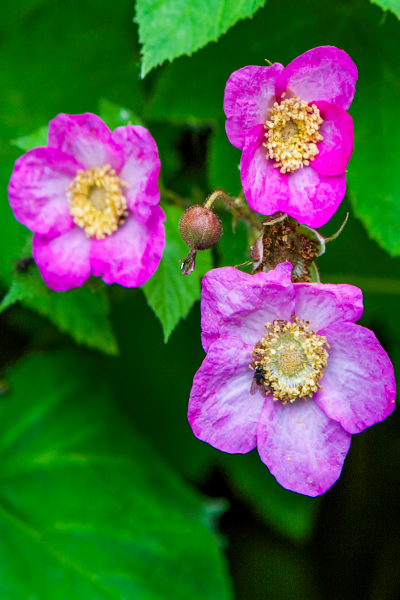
[179,205,222,251]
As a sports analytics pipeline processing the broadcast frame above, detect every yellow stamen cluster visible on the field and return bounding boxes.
[67,165,129,240]
[264,97,324,174]
[250,316,329,404]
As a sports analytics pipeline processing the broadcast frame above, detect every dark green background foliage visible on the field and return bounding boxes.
[0,0,400,598]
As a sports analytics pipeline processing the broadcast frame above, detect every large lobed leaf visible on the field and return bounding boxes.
[143,204,212,342]
[0,351,232,600]
[135,0,267,76]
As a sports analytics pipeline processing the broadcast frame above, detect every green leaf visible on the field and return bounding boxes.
[0,265,118,355]
[0,351,232,600]
[99,98,144,130]
[143,204,212,342]
[135,0,267,77]
[208,125,242,195]
[11,125,48,151]
[371,0,400,19]
[219,451,320,541]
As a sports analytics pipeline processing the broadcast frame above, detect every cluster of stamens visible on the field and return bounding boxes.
[67,165,129,240]
[250,316,329,404]
[264,96,324,174]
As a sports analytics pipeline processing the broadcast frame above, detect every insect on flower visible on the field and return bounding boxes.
[188,263,396,496]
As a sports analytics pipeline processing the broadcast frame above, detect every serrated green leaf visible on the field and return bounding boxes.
[99,98,144,130]
[143,204,212,342]
[371,0,400,18]
[0,351,232,600]
[0,265,118,355]
[135,0,267,76]
[24,284,119,356]
[11,125,48,151]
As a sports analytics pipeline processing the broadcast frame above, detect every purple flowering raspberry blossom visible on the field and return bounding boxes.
[8,113,165,291]
[224,46,357,228]
[188,264,395,496]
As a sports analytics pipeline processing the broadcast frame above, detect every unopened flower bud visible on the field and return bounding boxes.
[179,205,222,251]
[179,204,222,276]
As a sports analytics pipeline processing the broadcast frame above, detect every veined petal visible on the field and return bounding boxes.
[224,63,284,149]
[257,397,351,496]
[287,166,346,228]
[188,337,265,454]
[201,264,295,352]
[8,147,79,238]
[311,102,354,176]
[90,206,165,287]
[276,46,357,110]
[316,323,396,434]
[48,113,124,171]
[240,124,290,216]
[112,125,161,224]
[294,282,363,331]
[33,227,91,292]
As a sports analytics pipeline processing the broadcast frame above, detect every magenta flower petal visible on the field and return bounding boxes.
[224,63,284,149]
[188,337,265,454]
[241,124,290,215]
[257,397,351,496]
[315,322,396,434]
[286,166,346,228]
[275,46,358,110]
[201,263,294,352]
[294,283,363,330]
[112,125,161,223]
[188,266,395,496]
[8,147,79,238]
[90,206,165,287]
[33,227,91,292]
[311,102,354,176]
[48,113,124,171]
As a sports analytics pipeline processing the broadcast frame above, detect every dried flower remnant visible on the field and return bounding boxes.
[252,217,319,282]
[188,264,395,496]
[224,46,357,227]
[8,113,165,291]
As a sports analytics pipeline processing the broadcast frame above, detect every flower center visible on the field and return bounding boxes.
[250,316,329,404]
[263,97,324,174]
[67,165,129,240]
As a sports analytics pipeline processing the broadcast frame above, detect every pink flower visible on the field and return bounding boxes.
[224,47,357,228]
[8,113,165,291]
[188,264,395,496]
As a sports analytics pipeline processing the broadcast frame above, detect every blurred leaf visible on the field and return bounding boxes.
[11,125,48,151]
[143,204,212,342]
[345,7,400,257]
[0,351,232,600]
[322,273,400,294]
[0,266,44,314]
[371,0,400,18]
[99,98,144,129]
[0,265,118,355]
[208,125,242,194]
[219,451,320,542]
[135,0,267,76]
[216,211,250,268]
